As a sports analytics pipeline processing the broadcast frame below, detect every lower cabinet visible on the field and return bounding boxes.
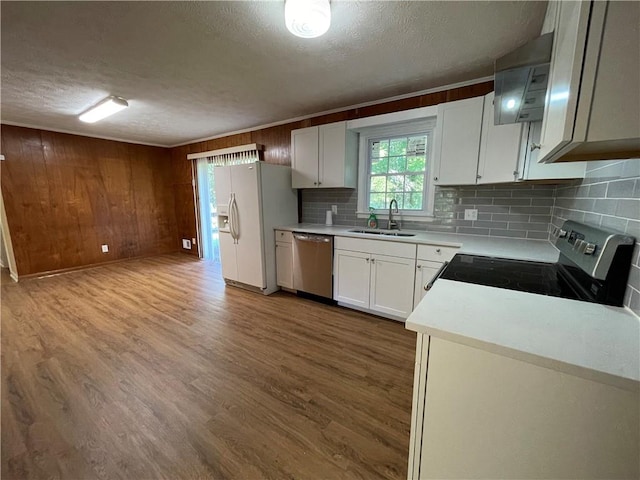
[334,238,416,320]
[275,242,293,288]
[409,335,640,479]
[413,244,460,309]
[413,261,443,307]
[275,230,294,289]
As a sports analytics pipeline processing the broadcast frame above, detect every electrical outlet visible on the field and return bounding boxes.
[192,237,196,245]
[101,244,109,253]
[464,209,478,221]
[182,239,192,249]
[331,205,338,215]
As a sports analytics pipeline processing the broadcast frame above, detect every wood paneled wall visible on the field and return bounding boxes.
[0,125,178,276]
[170,80,494,251]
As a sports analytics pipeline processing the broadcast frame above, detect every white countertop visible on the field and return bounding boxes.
[406,279,640,390]
[276,223,559,263]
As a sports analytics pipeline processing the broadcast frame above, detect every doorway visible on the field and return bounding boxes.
[196,158,220,262]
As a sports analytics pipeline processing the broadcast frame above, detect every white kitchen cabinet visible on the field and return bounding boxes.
[413,261,442,308]
[333,237,416,321]
[409,336,639,479]
[290,127,319,188]
[432,96,484,186]
[413,244,459,309]
[275,230,294,289]
[291,121,358,189]
[477,92,526,184]
[433,91,585,185]
[334,249,370,308]
[538,0,640,163]
[369,254,415,318]
[275,242,293,289]
[517,122,586,181]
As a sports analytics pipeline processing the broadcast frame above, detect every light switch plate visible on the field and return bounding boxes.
[464,209,478,221]
[182,239,192,249]
[101,244,109,253]
[331,205,338,215]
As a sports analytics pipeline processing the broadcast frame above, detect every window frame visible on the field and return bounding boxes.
[356,118,437,220]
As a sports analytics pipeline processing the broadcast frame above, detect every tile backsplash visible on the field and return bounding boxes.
[551,159,640,316]
[302,184,555,239]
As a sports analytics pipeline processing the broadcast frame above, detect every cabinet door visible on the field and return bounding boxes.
[370,254,415,319]
[538,0,591,162]
[432,96,484,186]
[477,92,524,184]
[413,261,443,310]
[275,242,293,289]
[522,122,586,180]
[334,249,370,308]
[291,126,319,188]
[319,122,346,188]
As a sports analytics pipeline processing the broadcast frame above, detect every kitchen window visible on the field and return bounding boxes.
[356,118,436,219]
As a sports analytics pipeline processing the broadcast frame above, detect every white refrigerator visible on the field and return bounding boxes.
[214,162,298,294]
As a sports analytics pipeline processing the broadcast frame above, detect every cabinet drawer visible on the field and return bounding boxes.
[275,230,293,243]
[335,236,416,259]
[417,244,459,262]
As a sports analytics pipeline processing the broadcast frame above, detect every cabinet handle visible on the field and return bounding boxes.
[371,258,376,264]
[476,174,482,179]
[366,258,370,263]
[417,264,422,270]
[436,248,441,253]
[313,182,317,185]
[318,182,322,185]
[433,176,438,181]
[530,143,541,151]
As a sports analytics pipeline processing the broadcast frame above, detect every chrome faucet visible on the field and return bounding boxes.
[388,199,399,230]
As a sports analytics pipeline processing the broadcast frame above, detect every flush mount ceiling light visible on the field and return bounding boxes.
[285,0,331,38]
[79,96,129,123]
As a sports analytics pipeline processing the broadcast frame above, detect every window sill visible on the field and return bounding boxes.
[356,211,436,223]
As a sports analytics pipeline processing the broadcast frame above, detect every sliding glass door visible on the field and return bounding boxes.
[196,159,220,262]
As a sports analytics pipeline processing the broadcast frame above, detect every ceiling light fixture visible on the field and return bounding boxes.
[285,0,331,39]
[79,96,129,123]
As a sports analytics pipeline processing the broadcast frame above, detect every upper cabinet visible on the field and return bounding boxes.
[433,92,584,186]
[538,0,640,163]
[291,121,358,188]
[432,96,484,186]
[477,92,527,184]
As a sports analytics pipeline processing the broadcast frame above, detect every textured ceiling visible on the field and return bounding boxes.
[1,1,547,147]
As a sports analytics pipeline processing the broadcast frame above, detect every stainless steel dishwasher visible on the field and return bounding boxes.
[292,233,333,299]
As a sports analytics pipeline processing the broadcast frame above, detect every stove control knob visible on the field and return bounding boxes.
[573,239,585,252]
[558,229,567,238]
[584,243,597,255]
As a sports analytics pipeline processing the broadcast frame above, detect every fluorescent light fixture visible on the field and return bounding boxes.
[79,96,129,123]
[285,0,331,38]
[506,98,517,110]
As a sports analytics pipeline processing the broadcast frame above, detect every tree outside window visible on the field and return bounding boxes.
[368,134,428,211]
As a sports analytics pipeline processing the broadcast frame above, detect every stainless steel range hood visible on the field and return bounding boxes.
[494,33,554,125]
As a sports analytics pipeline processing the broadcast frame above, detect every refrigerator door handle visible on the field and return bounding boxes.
[230,194,240,244]
[227,194,235,241]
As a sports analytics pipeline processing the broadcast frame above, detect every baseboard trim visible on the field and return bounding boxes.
[19,251,181,280]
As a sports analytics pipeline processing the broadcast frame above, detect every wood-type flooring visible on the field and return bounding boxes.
[2,253,416,479]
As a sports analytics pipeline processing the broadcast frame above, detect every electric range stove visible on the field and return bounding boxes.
[437,220,636,306]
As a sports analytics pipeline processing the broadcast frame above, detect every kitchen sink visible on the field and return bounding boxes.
[349,229,416,237]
